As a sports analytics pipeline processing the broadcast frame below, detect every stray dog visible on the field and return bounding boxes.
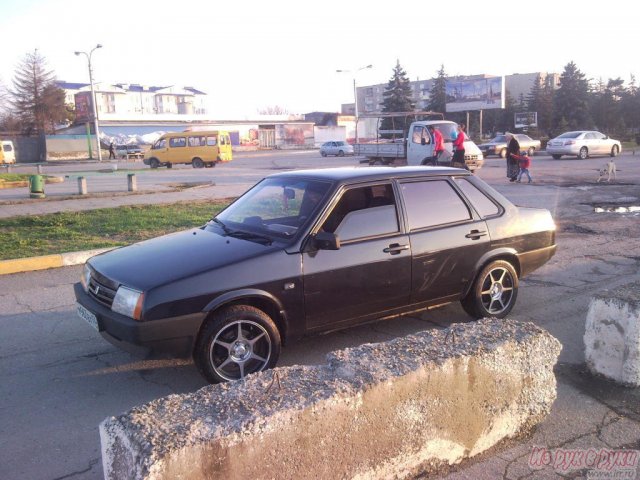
[596,160,617,182]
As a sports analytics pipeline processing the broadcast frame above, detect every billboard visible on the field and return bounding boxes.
[515,112,538,129]
[445,76,504,112]
[74,91,94,123]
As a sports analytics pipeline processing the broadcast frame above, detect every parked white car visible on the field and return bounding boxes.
[320,141,354,157]
[546,131,621,160]
[1,140,16,164]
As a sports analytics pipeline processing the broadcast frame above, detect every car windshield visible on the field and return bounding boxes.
[209,178,332,240]
[492,135,506,143]
[336,141,346,146]
[557,132,582,139]
[431,123,460,142]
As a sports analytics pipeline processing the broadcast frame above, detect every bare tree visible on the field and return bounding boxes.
[257,105,289,115]
[10,49,67,135]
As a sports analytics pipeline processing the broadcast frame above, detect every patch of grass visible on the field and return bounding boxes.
[0,199,232,260]
[621,141,637,151]
[0,173,31,183]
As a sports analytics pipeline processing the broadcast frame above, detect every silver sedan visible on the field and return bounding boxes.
[320,141,354,157]
[546,131,622,160]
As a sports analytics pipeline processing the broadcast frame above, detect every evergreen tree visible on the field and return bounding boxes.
[527,75,555,136]
[553,61,592,131]
[426,65,447,114]
[621,75,640,140]
[380,60,415,139]
[10,49,66,135]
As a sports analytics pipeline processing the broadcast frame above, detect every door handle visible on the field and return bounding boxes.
[383,243,409,255]
[465,230,487,240]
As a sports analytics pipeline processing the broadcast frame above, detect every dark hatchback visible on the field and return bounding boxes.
[75,167,556,383]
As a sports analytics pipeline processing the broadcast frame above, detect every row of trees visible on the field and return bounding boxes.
[380,60,640,140]
[0,50,70,136]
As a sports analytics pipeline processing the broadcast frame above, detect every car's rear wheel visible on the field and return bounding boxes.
[578,147,588,160]
[461,260,519,319]
[149,158,160,169]
[527,147,535,157]
[192,157,204,168]
[194,305,281,384]
[610,145,619,157]
[499,148,507,158]
[552,154,562,160]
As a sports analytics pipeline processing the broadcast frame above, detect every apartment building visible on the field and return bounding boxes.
[55,81,208,120]
[355,72,560,114]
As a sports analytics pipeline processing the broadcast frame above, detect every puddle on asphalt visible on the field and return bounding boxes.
[593,205,640,213]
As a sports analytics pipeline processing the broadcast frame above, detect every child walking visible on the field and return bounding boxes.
[516,153,532,183]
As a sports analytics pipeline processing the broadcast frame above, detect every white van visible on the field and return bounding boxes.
[1,140,16,164]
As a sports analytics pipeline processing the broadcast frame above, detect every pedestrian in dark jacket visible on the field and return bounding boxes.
[108,142,116,159]
[505,133,520,182]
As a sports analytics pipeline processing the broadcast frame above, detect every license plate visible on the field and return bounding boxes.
[77,303,99,331]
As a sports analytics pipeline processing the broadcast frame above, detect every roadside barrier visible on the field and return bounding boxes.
[101,318,561,480]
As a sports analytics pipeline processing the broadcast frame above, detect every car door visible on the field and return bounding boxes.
[302,182,411,330]
[398,177,492,304]
[407,124,434,165]
[593,132,608,154]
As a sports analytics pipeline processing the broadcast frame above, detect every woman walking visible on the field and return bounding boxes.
[505,132,520,182]
[452,124,467,170]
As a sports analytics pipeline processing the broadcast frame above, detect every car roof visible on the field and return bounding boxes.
[268,166,469,183]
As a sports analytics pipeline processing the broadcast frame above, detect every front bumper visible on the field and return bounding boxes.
[74,283,206,357]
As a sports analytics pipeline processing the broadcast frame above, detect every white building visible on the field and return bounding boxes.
[55,81,208,120]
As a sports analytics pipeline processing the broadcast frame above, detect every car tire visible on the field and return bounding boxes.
[192,158,204,168]
[338,150,344,157]
[461,259,519,319]
[194,305,281,384]
[149,158,160,169]
[610,145,619,157]
[578,147,588,160]
[552,154,562,160]
[321,152,327,157]
[499,148,507,158]
[527,147,535,157]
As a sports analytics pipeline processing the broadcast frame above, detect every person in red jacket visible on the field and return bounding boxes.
[429,125,444,165]
[516,153,532,183]
[452,123,466,169]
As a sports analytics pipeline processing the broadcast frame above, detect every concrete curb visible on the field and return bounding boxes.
[0,247,115,275]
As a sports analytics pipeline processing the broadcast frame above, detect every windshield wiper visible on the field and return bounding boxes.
[211,218,232,235]
[226,230,273,245]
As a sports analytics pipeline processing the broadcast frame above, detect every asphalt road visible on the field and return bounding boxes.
[1,150,639,479]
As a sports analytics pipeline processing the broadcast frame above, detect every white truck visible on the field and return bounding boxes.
[354,112,484,172]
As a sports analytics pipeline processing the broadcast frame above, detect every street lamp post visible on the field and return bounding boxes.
[336,64,372,145]
[75,44,103,162]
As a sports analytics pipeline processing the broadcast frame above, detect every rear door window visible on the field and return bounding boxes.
[454,178,500,218]
[400,180,471,230]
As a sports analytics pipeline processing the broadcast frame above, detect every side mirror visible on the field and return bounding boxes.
[313,231,340,250]
[420,137,426,146]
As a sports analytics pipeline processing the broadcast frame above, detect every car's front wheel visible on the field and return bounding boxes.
[192,158,204,168]
[194,305,281,384]
[149,158,160,169]
[499,148,507,158]
[610,145,619,157]
[338,150,345,157]
[461,260,519,319]
[578,147,588,160]
[527,147,535,157]
[321,151,327,157]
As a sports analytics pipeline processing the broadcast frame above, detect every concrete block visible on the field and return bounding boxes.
[100,319,561,480]
[127,174,137,192]
[584,282,640,386]
[78,176,87,195]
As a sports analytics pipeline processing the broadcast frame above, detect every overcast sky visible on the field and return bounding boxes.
[1,0,638,118]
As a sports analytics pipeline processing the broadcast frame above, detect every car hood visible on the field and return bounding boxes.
[89,228,282,291]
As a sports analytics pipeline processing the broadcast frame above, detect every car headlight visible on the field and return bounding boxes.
[81,264,91,293]
[112,286,144,321]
